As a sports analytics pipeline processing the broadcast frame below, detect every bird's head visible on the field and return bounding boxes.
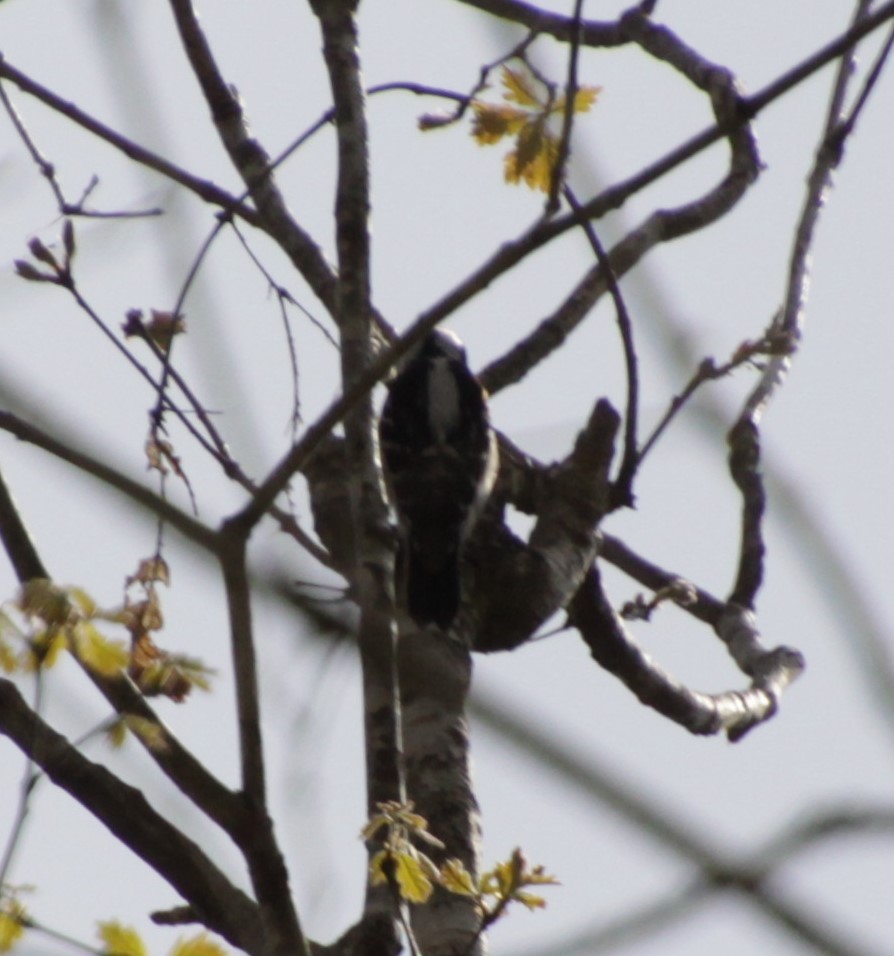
[414,328,467,366]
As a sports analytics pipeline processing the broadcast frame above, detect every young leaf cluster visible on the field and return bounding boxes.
[363,803,558,925]
[471,63,599,192]
[97,920,228,956]
[364,801,450,905]
[2,562,213,706]
[0,894,26,954]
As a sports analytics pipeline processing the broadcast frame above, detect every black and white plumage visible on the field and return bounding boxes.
[379,329,498,629]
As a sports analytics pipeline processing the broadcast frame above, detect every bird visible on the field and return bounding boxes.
[379,328,498,629]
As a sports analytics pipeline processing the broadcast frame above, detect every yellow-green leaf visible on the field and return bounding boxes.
[0,639,17,675]
[501,66,542,108]
[105,717,129,749]
[504,125,559,192]
[572,85,601,113]
[361,814,388,842]
[167,656,215,693]
[553,85,602,116]
[0,904,26,953]
[123,715,169,753]
[169,932,229,956]
[440,858,476,897]
[471,103,528,145]
[18,579,72,626]
[24,628,68,671]
[514,890,548,910]
[96,921,147,956]
[73,622,128,676]
[394,851,434,904]
[369,848,391,886]
[68,587,98,618]
[525,865,560,886]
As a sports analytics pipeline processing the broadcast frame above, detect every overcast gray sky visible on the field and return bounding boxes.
[1,2,893,955]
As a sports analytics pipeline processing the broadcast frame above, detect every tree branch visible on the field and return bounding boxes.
[0,678,267,954]
[0,462,256,840]
[474,399,619,651]
[569,562,803,742]
[310,0,402,947]
[480,8,760,401]
[415,1,894,340]
[0,54,259,223]
[219,518,309,955]
[165,0,340,319]
[0,412,215,552]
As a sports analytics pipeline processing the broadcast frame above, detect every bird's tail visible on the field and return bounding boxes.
[404,544,461,629]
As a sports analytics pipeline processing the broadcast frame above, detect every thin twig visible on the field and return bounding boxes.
[166,0,342,322]
[0,412,216,552]
[833,15,894,145]
[218,528,266,804]
[548,0,585,211]
[0,54,258,224]
[0,77,162,218]
[637,330,794,465]
[149,216,230,448]
[563,187,640,507]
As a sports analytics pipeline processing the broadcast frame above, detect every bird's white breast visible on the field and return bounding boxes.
[427,356,461,444]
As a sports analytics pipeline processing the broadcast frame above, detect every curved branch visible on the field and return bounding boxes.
[569,562,803,742]
[415,1,894,337]
[479,8,759,401]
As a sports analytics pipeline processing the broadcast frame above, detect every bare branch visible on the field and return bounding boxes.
[454,0,625,45]
[0,78,161,218]
[0,412,215,551]
[0,54,259,223]
[568,565,802,741]
[561,188,640,509]
[166,0,341,319]
[474,399,619,651]
[310,2,403,947]
[217,523,309,956]
[725,0,883,617]
[480,11,760,399]
[0,678,266,953]
[600,533,805,741]
[547,0,584,211]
